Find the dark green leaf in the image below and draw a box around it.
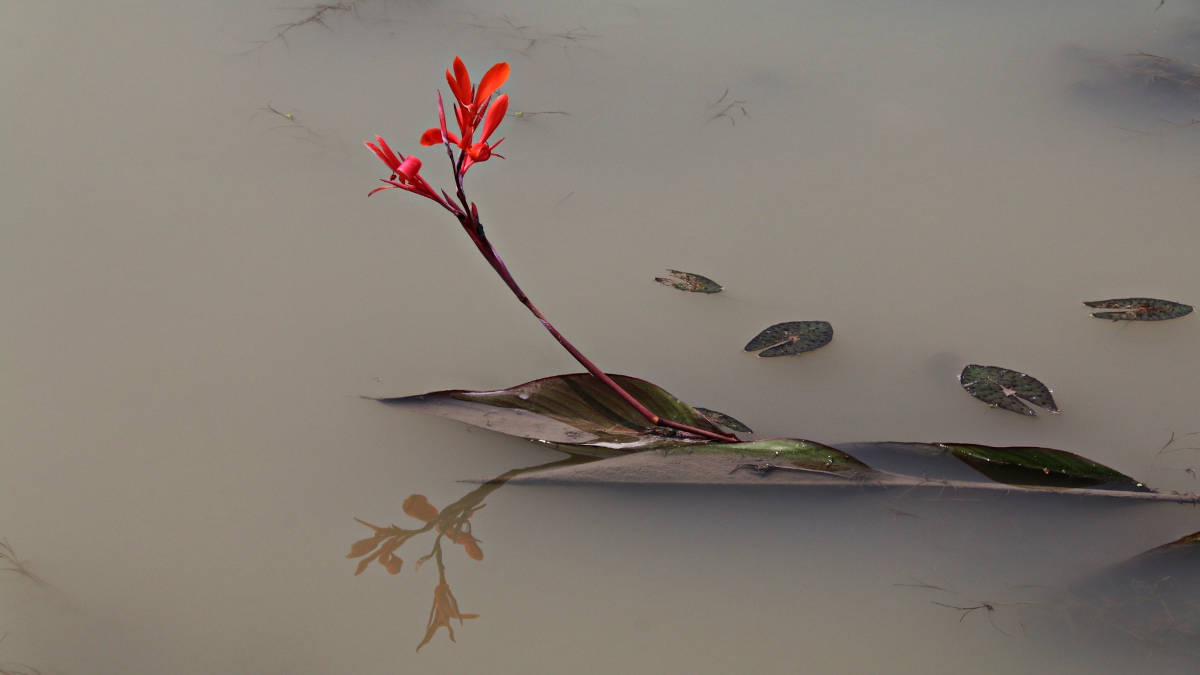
[693,407,753,433]
[654,269,723,293]
[1083,297,1193,321]
[940,443,1148,491]
[369,373,723,451]
[958,364,1059,416]
[744,321,833,357]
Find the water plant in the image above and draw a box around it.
[357,58,1200,651]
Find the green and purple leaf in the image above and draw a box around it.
[369,373,723,451]
[744,321,833,357]
[1083,297,1193,321]
[939,443,1147,491]
[958,364,1059,416]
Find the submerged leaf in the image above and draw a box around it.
[1062,527,1200,651]
[744,321,833,357]
[940,443,1148,491]
[683,438,872,475]
[693,407,754,433]
[958,364,1059,416]
[370,373,724,450]
[654,269,723,293]
[1083,297,1193,321]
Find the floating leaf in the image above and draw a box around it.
[958,364,1059,416]
[939,443,1148,491]
[654,269,723,293]
[693,406,753,433]
[744,321,833,357]
[369,373,724,451]
[1083,297,1193,321]
[499,440,1183,500]
[683,438,872,475]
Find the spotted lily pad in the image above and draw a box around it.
[958,364,1059,416]
[654,269,723,293]
[1083,297,1193,321]
[744,321,833,357]
[939,443,1147,491]
[693,407,753,433]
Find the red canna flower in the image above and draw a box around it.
[363,135,447,206]
[420,57,510,175]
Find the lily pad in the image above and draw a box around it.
[939,443,1148,491]
[744,321,833,357]
[1083,297,1193,321]
[654,269,723,293]
[369,373,723,451]
[693,407,753,433]
[958,364,1059,416]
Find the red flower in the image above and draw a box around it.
[420,57,510,174]
[363,135,442,202]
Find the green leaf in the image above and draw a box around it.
[744,321,833,357]
[678,438,873,476]
[693,407,753,433]
[958,364,1059,416]
[654,269,723,293]
[370,373,724,451]
[1083,297,1193,321]
[939,443,1148,491]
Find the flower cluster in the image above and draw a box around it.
[364,57,509,209]
[420,58,509,173]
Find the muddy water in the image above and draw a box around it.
[3,0,1200,672]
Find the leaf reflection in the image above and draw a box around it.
[347,455,596,651]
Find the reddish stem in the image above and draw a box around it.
[458,214,738,444]
[430,91,737,444]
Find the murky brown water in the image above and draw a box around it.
[4,0,1200,672]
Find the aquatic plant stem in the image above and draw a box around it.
[460,212,737,444]
[391,89,739,444]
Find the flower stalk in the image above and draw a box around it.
[366,58,738,444]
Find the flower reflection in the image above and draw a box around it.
[419,582,479,650]
[347,455,595,651]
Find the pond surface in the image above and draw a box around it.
[4,0,1200,672]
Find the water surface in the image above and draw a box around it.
[4,0,1200,672]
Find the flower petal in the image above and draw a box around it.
[447,57,472,106]
[473,62,510,106]
[478,94,508,143]
[397,156,422,180]
[419,128,442,146]
[364,140,400,172]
